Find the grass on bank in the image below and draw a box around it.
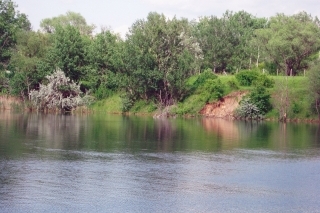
[90,93,122,113]
[90,74,315,119]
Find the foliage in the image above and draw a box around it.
[9,30,50,97]
[0,0,30,70]
[29,69,93,111]
[120,94,134,112]
[235,69,261,86]
[200,79,226,103]
[272,76,292,121]
[86,30,124,95]
[254,74,274,88]
[40,11,95,35]
[235,69,274,88]
[235,98,263,119]
[254,12,320,76]
[249,85,272,114]
[0,71,9,93]
[51,25,88,82]
[308,59,320,119]
[123,12,203,107]
[192,69,217,89]
[226,79,239,90]
[195,11,267,73]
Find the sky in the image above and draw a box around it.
[13,0,320,38]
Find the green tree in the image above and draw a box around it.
[40,11,95,35]
[85,30,124,98]
[195,11,266,73]
[308,59,320,119]
[123,12,202,109]
[249,84,272,114]
[51,25,88,82]
[254,12,320,75]
[0,0,30,69]
[9,30,50,97]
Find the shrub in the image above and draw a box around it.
[235,98,263,119]
[227,79,239,90]
[235,70,260,86]
[291,101,302,114]
[249,85,272,114]
[120,94,134,112]
[254,74,274,88]
[193,69,217,89]
[29,69,94,111]
[200,79,226,103]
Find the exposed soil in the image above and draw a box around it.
[199,91,247,119]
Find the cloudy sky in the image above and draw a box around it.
[13,0,320,37]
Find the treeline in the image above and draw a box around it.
[1,0,320,113]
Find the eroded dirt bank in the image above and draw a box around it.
[199,91,247,119]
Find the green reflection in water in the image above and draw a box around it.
[0,112,320,157]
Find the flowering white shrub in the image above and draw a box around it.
[29,69,93,111]
[235,98,263,119]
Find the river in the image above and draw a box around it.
[0,113,320,212]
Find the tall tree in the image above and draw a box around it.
[123,12,202,108]
[254,12,320,75]
[84,29,124,97]
[308,59,320,119]
[51,25,88,82]
[0,0,31,69]
[40,11,95,35]
[9,30,50,97]
[195,11,266,73]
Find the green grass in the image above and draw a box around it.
[90,74,316,119]
[129,100,157,114]
[90,93,122,113]
[269,76,313,119]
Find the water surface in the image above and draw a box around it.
[0,113,320,212]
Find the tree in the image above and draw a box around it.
[308,59,320,119]
[9,30,50,98]
[40,11,95,35]
[123,12,202,109]
[195,11,266,73]
[249,84,272,114]
[0,0,31,69]
[29,69,93,111]
[84,30,124,98]
[272,77,292,121]
[51,25,88,82]
[254,12,320,75]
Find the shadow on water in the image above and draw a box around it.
[1,112,320,156]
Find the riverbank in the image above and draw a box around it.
[1,75,318,122]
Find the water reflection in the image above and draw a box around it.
[0,113,320,156]
[1,113,320,212]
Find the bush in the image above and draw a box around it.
[291,101,302,114]
[249,85,272,114]
[94,85,113,100]
[29,69,94,111]
[193,69,217,89]
[235,98,263,119]
[120,94,134,112]
[235,70,261,86]
[200,79,226,103]
[227,79,239,90]
[254,74,275,88]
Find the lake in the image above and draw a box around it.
[0,113,320,212]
